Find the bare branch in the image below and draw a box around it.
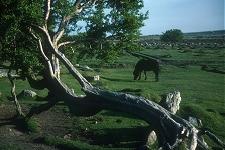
[29,24,55,49]
[44,0,51,26]
[28,27,39,40]
[38,39,55,78]
[28,27,55,77]
[58,41,77,48]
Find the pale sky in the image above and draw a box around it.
[141,0,225,35]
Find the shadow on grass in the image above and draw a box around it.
[0,120,15,126]
[34,126,151,149]
[100,111,143,120]
[117,88,143,93]
[101,76,157,83]
[101,76,133,82]
[0,114,20,126]
[0,115,39,133]
[87,126,151,148]
[116,88,143,96]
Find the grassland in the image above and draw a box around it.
[0,47,224,150]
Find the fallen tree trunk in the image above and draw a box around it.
[39,71,197,149]
[25,21,224,150]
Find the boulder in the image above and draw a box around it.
[160,91,181,114]
[63,133,72,139]
[147,131,157,145]
[0,70,7,78]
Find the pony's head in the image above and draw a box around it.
[133,69,139,80]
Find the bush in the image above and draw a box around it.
[17,117,40,133]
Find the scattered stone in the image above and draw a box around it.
[0,70,7,78]
[83,65,94,71]
[8,128,23,136]
[75,64,94,71]
[22,89,37,97]
[93,75,100,81]
[0,69,18,78]
[63,133,72,139]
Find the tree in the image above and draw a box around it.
[0,1,224,149]
[160,29,183,44]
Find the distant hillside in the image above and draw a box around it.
[184,30,225,36]
[140,30,225,40]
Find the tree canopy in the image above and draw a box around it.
[160,29,183,43]
[0,0,148,69]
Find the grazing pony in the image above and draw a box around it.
[133,59,160,81]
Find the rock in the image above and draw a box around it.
[63,134,72,139]
[160,91,181,114]
[83,65,94,71]
[8,128,23,136]
[93,75,100,81]
[0,70,7,78]
[0,69,18,78]
[22,89,37,97]
[147,131,157,145]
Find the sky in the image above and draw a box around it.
[140,0,225,35]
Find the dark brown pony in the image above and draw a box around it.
[133,59,159,81]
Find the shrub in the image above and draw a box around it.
[17,117,40,133]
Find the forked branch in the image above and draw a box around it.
[28,28,55,78]
[53,0,98,45]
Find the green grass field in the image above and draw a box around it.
[0,47,224,149]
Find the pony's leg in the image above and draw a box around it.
[154,70,159,82]
[144,71,147,80]
[138,72,141,80]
